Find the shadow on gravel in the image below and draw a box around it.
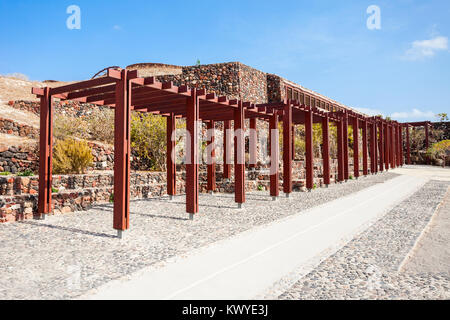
[18,220,116,239]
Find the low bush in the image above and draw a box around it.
[427,140,450,167]
[53,138,93,174]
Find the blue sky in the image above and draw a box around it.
[0,0,449,122]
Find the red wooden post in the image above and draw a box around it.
[384,123,389,170]
[223,120,232,179]
[373,122,378,173]
[292,125,295,160]
[167,113,176,197]
[337,120,344,182]
[425,123,430,164]
[406,125,411,164]
[343,113,349,180]
[207,120,216,192]
[249,118,257,168]
[305,107,314,189]
[378,122,384,172]
[38,87,53,218]
[114,69,131,235]
[186,88,199,217]
[398,125,403,166]
[322,115,330,185]
[391,125,395,168]
[234,101,245,206]
[353,117,359,178]
[269,113,280,198]
[283,101,293,195]
[369,122,375,174]
[362,120,368,175]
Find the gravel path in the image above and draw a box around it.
[279,180,450,300]
[0,172,398,299]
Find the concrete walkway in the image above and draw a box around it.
[86,174,427,300]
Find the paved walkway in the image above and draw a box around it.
[86,174,426,299]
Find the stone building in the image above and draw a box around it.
[126,62,363,115]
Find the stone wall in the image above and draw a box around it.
[0,159,356,223]
[0,145,38,174]
[0,117,40,139]
[433,122,450,141]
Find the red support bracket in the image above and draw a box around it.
[249,118,257,168]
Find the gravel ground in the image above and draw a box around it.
[279,180,450,300]
[0,172,398,300]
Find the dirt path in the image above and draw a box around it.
[401,186,450,274]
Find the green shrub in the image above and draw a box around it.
[53,138,94,174]
[130,113,166,171]
[17,169,34,176]
[257,185,264,191]
[0,171,11,176]
[427,140,450,167]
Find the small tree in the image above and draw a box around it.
[426,140,450,167]
[436,113,449,122]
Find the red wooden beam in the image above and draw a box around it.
[269,113,280,198]
[283,101,293,195]
[113,69,131,235]
[362,120,368,175]
[186,89,199,217]
[305,108,314,189]
[223,120,232,179]
[322,114,330,185]
[38,87,53,218]
[234,101,246,206]
[51,76,118,96]
[353,116,359,178]
[167,114,176,197]
[207,121,216,192]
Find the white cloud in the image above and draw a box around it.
[354,107,384,117]
[391,108,435,120]
[113,25,122,31]
[404,36,448,60]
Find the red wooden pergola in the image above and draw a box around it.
[32,68,407,237]
[402,121,432,164]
